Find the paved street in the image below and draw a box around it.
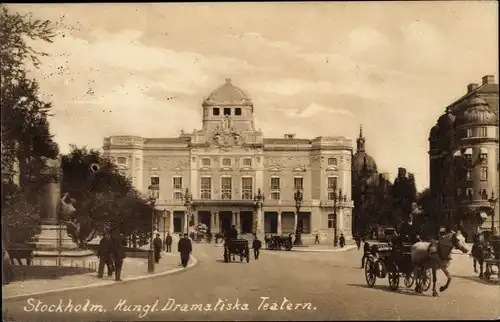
[3,244,499,321]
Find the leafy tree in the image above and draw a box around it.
[61,146,155,247]
[1,5,59,203]
[1,182,40,244]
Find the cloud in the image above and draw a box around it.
[273,102,354,119]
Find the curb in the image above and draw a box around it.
[263,245,357,253]
[3,254,198,301]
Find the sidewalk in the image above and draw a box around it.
[3,251,197,300]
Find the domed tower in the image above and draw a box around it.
[201,78,255,134]
[352,125,378,186]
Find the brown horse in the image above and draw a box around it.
[411,231,469,297]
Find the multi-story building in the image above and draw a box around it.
[103,78,354,243]
[428,75,499,241]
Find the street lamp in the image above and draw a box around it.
[148,184,159,273]
[162,210,167,251]
[488,191,498,235]
[253,188,265,236]
[293,188,304,246]
[182,188,192,235]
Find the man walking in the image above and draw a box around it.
[314,230,320,244]
[97,231,114,278]
[165,233,172,253]
[153,233,162,264]
[111,230,127,282]
[178,233,192,268]
[252,235,262,260]
[339,233,346,248]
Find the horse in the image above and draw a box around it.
[470,234,490,278]
[411,230,469,297]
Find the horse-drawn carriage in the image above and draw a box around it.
[265,235,292,251]
[471,233,500,281]
[364,241,431,292]
[223,238,250,263]
[482,237,500,281]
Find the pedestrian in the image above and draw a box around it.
[361,240,371,268]
[111,230,127,282]
[339,233,345,248]
[165,233,172,253]
[252,235,262,260]
[178,233,192,268]
[314,231,320,244]
[153,233,162,263]
[97,231,114,278]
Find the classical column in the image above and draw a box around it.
[194,211,199,226]
[277,212,282,235]
[212,211,219,233]
[184,211,189,234]
[235,211,240,233]
[256,208,264,239]
[169,211,174,234]
[39,164,62,225]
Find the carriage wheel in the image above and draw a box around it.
[388,271,400,291]
[404,273,414,288]
[365,259,377,287]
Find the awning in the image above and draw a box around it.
[479,212,489,221]
[453,150,461,157]
[480,148,488,154]
[463,148,473,155]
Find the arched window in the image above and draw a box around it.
[328,158,337,166]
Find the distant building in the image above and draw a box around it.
[103,78,354,243]
[428,75,499,240]
[351,126,392,232]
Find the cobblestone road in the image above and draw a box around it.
[3,244,499,321]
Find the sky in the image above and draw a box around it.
[8,2,499,191]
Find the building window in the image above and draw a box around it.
[150,176,160,185]
[466,170,472,181]
[223,108,231,116]
[222,158,231,167]
[328,158,337,166]
[466,128,472,138]
[221,177,232,200]
[117,157,127,165]
[466,188,473,200]
[173,191,183,200]
[213,108,220,116]
[173,176,182,189]
[235,108,242,116]
[270,177,280,200]
[293,177,304,190]
[270,192,280,200]
[480,153,488,164]
[328,192,337,201]
[202,158,211,167]
[479,127,487,137]
[200,177,212,200]
[480,167,488,180]
[241,177,253,200]
[327,176,337,190]
[242,158,252,167]
[327,214,336,229]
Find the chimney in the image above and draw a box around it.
[482,75,495,85]
[467,83,479,93]
[284,133,296,139]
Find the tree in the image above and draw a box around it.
[1,182,40,244]
[1,5,59,203]
[61,146,154,247]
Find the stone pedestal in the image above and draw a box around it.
[31,157,94,266]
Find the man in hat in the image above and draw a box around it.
[153,233,163,263]
[97,230,114,278]
[178,233,192,268]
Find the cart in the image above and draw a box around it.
[223,238,250,263]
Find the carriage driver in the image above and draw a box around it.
[228,225,238,240]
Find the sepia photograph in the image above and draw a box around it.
[1,2,499,321]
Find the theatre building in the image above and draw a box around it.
[103,78,354,243]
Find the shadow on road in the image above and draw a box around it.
[454,275,500,286]
[346,283,428,297]
[214,259,248,264]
